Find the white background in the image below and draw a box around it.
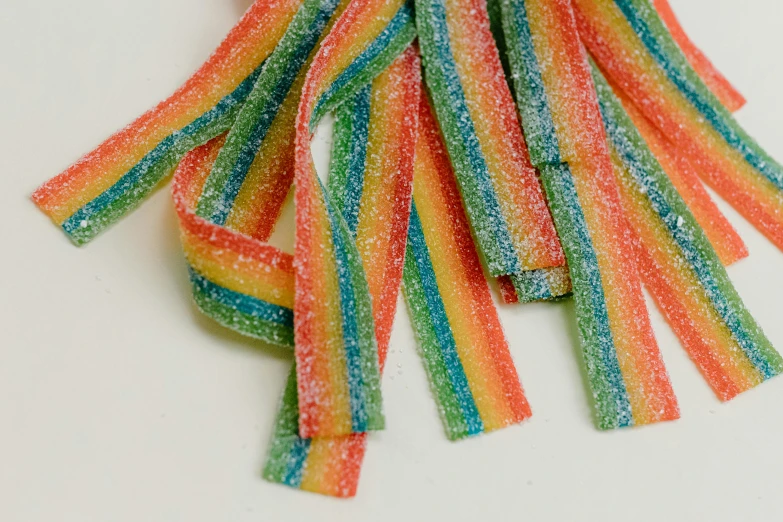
[2,0,783,520]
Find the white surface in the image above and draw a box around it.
[2,1,783,520]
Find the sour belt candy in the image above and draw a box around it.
[403,94,532,440]
[498,0,679,429]
[606,77,748,267]
[652,0,746,112]
[292,0,416,441]
[573,0,783,252]
[32,0,303,244]
[415,0,567,302]
[264,46,420,497]
[592,62,783,402]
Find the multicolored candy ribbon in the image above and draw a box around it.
[573,0,783,252]
[264,46,421,497]
[497,0,678,429]
[605,79,748,266]
[291,0,416,441]
[415,0,567,302]
[403,94,532,440]
[32,0,303,244]
[592,61,783,401]
[652,0,746,112]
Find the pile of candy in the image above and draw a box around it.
[33,0,783,497]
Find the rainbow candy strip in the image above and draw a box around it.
[573,0,783,252]
[592,63,783,401]
[32,0,303,244]
[264,48,421,497]
[415,0,566,302]
[291,0,416,441]
[196,0,342,226]
[607,77,747,267]
[173,137,296,347]
[652,0,746,112]
[403,95,532,440]
[498,0,678,429]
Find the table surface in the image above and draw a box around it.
[3,1,783,520]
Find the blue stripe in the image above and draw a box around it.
[342,87,372,235]
[504,0,562,166]
[321,181,370,433]
[407,205,484,436]
[188,267,294,326]
[419,0,522,275]
[281,438,311,487]
[595,75,778,379]
[62,64,264,236]
[511,269,552,302]
[207,0,340,225]
[613,0,783,191]
[310,1,414,127]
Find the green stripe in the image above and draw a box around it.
[402,239,473,440]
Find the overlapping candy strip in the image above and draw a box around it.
[291,0,417,441]
[265,47,421,497]
[175,0,347,354]
[573,0,783,252]
[497,0,678,429]
[32,0,304,244]
[415,0,568,302]
[32,0,783,499]
[592,62,783,401]
[403,95,532,440]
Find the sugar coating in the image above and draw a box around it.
[265,47,420,497]
[499,0,678,429]
[573,0,783,252]
[415,0,565,280]
[402,96,531,440]
[593,63,783,400]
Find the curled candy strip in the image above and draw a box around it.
[265,46,421,497]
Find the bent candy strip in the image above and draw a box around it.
[173,137,296,347]
[264,48,421,497]
[499,0,678,429]
[292,0,415,441]
[32,0,303,244]
[403,95,531,440]
[652,0,746,112]
[415,0,567,303]
[592,63,783,401]
[573,0,783,252]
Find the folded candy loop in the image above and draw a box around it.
[265,46,421,497]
